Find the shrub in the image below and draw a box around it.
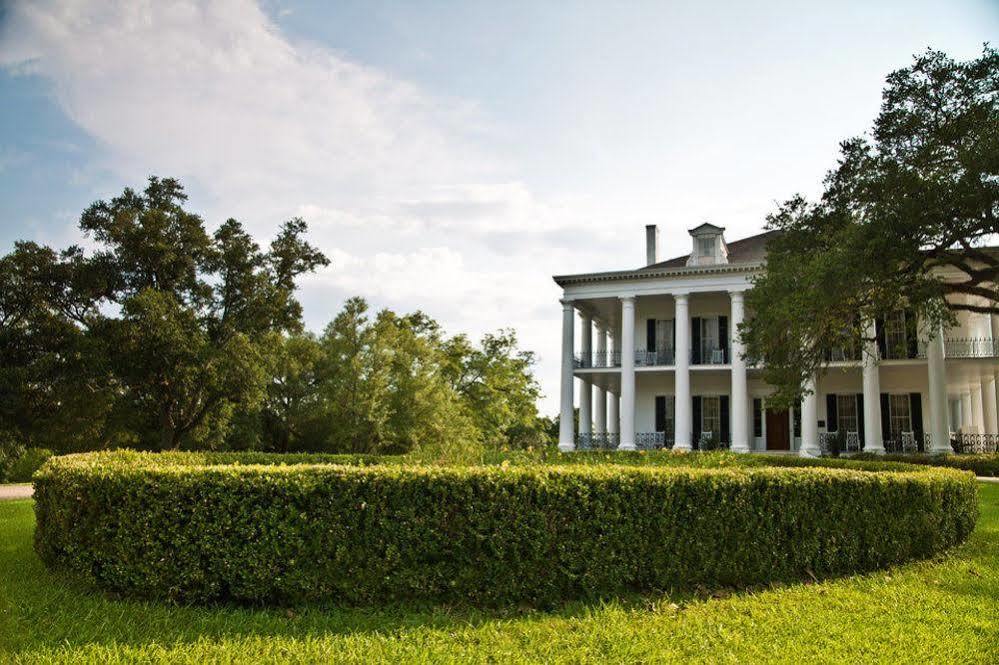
[7,447,53,483]
[853,452,999,478]
[34,451,978,607]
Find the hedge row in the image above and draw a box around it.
[853,452,999,478]
[34,452,978,606]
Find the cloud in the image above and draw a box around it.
[0,0,607,413]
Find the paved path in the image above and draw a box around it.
[0,484,33,501]
[978,477,999,484]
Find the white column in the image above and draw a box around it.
[578,314,593,438]
[961,392,973,431]
[594,326,608,434]
[608,392,620,435]
[673,293,692,451]
[558,300,576,452]
[799,376,820,457]
[729,290,749,452]
[983,376,998,435]
[971,384,984,434]
[861,318,884,453]
[618,296,637,450]
[926,323,950,452]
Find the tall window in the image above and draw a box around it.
[888,394,912,440]
[702,396,721,436]
[656,396,675,435]
[700,317,719,360]
[655,319,673,356]
[697,237,714,257]
[837,395,859,433]
[884,310,908,359]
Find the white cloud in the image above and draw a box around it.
[0,0,608,414]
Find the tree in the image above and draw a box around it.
[441,330,547,447]
[1,176,329,450]
[742,46,999,406]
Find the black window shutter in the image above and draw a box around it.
[647,319,656,353]
[826,394,838,432]
[875,317,886,359]
[672,318,676,354]
[880,393,891,442]
[753,398,762,437]
[691,317,702,364]
[655,395,666,432]
[720,395,730,444]
[692,396,702,449]
[905,311,919,359]
[910,392,924,450]
[793,406,801,437]
[856,394,865,446]
[719,315,729,363]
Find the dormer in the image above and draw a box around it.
[685,222,729,266]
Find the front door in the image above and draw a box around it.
[766,408,790,450]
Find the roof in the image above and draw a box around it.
[640,229,779,271]
[688,222,726,235]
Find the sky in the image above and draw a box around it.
[0,0,996,415]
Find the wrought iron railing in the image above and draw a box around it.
[573,349,678,368]
[950,432,999,454]
[882,433,931,454]
[916,338,999,359]
[573,351,621,368]
[636,349,675,366]
[636,431,674,450]
[818,431,863,455]
[575,432,620,450]
[692,347,728,365]
[575,432,674,450]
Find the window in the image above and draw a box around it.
[884,310,908,359]
[700,317,719,361]
[888,394,912,440]
[837,395,859,433]
[701,396,721,436]
[753,398,763,437]
[655,395,675,435]
[697,236,714,257]
[655,319,673,357]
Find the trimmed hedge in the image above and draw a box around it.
[34,451,978,606]
[853,452,999,478]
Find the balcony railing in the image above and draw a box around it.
[922,338,999,359]
[573,349,677,368]
[692,347,728,365]
[575,432,674,451]
[573,351,621,368]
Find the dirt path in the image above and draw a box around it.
[0,484,33,501]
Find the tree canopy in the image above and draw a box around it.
[742,46,999,406]
[1,177,550,455]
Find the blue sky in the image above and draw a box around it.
[1,0,996,414]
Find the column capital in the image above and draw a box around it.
[729,289,746,300]
[673,291,690,303]
[559,298,575,311]
[619,295,636,304]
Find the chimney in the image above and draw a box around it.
[645,224,661,266]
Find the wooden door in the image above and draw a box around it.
[766,408,790,450]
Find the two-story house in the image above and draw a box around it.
[553,224,999,455]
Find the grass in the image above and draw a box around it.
[1,486,997,663]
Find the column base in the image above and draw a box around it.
[863,445,885,455]
[672,442,692,452]
[798,447,820,458]
[730,444,750,454]
[557,442,575,453]
[617,442,636,451]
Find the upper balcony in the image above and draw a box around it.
[573,343,731,369]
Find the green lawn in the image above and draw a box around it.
[2,487,998,664]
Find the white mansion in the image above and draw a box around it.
[553,223,999,455]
